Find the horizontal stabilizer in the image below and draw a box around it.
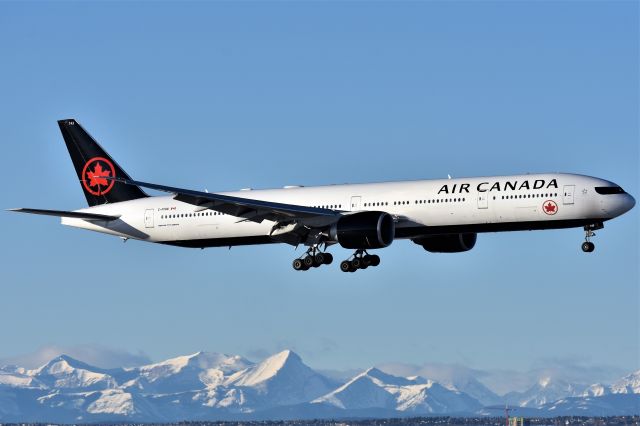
[8,208,120,221]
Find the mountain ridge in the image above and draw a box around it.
[0,351,637,422]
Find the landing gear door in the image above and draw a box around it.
[350,196,362,211]
[563,185,575,205]
[144,209,154,228]
[477,193,488,209]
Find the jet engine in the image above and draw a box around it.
[412,233,477,253]
[329,211,395,249]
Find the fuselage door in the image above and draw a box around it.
[350,196,362,211]
[144,209,154,228]
[477,193,488,209]
[563,185,575,205]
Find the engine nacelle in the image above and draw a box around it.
[413,233,477,253]
[330,211,395,249]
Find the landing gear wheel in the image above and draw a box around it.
[303,256,314,268]
[581,241,595,253]
[292,259,305,271]
[352,257,362,270]
[292,246,334,271]
[339,250,381,272]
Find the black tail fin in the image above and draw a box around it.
[58,119,148,206]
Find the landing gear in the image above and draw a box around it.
[292,247,333,271]
[581,241,595,253]
[340,250,381,273]
[581,222,603,253]
[314,252,333,267]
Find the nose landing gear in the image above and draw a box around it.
[339,250,381,273]
[292,247,333,271]
[581,241,595,253]
[581,222,603,253]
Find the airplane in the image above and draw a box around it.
[9,119,636,272]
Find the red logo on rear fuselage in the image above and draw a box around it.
[543,200,558,215]
[82,157,115,196]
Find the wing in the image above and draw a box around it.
[108,177,341,227]
[8,208,120,221]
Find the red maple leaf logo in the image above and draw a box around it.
[81,157,116,196]
[87,162,111,188]
[544,202,557,213]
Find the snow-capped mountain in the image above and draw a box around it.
[506,370,640,409]
[0,365,44,389]
[0,351,637,422]
[29,355,117,391]
[540,393,640,416]
[505,376,583,407]
[372,363,503,406]
[610,370,640,394]
[225,350,338,408]
[312,367,482,414]
[438,375,503,407]
[582,383,610,397]
[119,351,250,394]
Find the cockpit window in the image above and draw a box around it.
[595,186,625,195]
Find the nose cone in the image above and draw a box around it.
[625,193,636,213]
[612,193,636,217]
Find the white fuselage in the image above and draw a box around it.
[61,173,635,248]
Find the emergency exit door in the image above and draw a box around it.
[144,209,154,228]
[477,193,488,209]
[563,185,575,205]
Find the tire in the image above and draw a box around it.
[352,258,362,269]
[581,242,591,253]
[323,253,334,265]
[314,253,325,267]
[588,242,595,252]
[370,255,381,266]
[292,259,304,271]
[340,260,352,272]
[303,256,314,268]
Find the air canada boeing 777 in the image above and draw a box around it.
[10,119,636,272]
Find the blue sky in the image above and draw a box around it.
[1,1,637,383]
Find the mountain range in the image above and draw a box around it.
[0,350,637,422]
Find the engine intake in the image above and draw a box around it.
[413,233,477,253]
[330,211,395,249]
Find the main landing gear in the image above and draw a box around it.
[339,250,380,273]
[581,222,603,253]
[292,247,333,271]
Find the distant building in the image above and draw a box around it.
[509,417,530,426]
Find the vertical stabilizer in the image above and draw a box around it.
[58,119,147,206]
